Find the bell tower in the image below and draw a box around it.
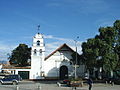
[30,25,45,79]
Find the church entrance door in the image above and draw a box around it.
[59,65,68,80]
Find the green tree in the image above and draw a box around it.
[114,20,120,70]
[81,20,120,78]
[98,27,118,73]
[82,38,101,70]
[71,52,82,65]
[9,44,31,66]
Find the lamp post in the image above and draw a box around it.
[74,36,79,79]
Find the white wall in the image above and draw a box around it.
[30,56,42,79]
[30,33,45,79]
[44,47,85,78]
[2,68,30,74]
[44,49,74,78]
[0,65,2,72]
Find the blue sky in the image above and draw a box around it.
[0,0,120,61]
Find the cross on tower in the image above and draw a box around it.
[37,25,40,33]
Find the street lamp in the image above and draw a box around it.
[74,36,79,79]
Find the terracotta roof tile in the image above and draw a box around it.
[2,66,31,69]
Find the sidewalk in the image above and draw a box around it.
[40,83,120,90]
[0,82,119,90]
[70,83,120,90]
[92,83,120,90]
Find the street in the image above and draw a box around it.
[0,81,120,90]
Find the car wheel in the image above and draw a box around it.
[12,81,18,85]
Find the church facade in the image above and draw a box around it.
[1,32,85,80]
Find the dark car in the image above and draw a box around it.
[112,78,120,85]
[0,74,22,85]
[105,77,120,85]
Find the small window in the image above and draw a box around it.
[40,49,42,53]
[37,40,40,46]
[34,49,37,54]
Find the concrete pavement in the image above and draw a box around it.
[0,81,119,90]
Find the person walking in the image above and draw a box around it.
[87,78,93,90]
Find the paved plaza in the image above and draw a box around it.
[0,81,119,90]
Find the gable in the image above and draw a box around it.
[45,43,76,60]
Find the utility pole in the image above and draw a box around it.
[74,36,79,79]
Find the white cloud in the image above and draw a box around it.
[45,0,109,15]
[45,42,62,55]
[44,35,73,42]
[78,0,109,14]
[44,35,54,39]
[95,19,114,27]
[0,42,16,61]
[46,2,62,7]
[0,44,14,53]
[44,35,83,56]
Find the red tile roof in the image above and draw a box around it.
[2,66,31,69]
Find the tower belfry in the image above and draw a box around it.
[30,25,45,79]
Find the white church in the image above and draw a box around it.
[1,31,85,80]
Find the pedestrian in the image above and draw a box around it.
[87,78,93,90]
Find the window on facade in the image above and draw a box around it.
[39,49,42,53]
[34,49,37,54]
[37,40,40,46]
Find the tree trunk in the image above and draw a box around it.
[110,70,113,78]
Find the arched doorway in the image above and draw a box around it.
[59,65,68,80]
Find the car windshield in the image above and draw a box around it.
[4,76,9,78]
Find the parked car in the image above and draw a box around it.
[0,74,22,85]
[57,79,70,87]
[104,77,120,85]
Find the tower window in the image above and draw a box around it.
[34,49,37,54]
[40,49,42,53]
[37,40,40,46]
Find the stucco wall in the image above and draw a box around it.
[44,49,74,78]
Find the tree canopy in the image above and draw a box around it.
[8,44,31,67]
[81,20,120,73]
